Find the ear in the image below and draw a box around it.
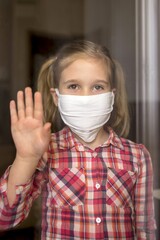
[50,88,58,106]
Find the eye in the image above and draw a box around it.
[68,84,79,90]
[93,85,104,91]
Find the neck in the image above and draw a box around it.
[75,127,109,150]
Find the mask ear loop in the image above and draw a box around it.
[54,88,60,96]
[112,88,116,98]
[50,88,59,108]
[50,88,60,96]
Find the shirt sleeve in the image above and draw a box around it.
[0,157,47,230]
[134,144,157,239]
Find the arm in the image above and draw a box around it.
[134,145,156,239]
[0,87,51,229]
[7,87,51,205]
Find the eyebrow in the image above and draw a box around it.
[63,79,109,84]
[63,79,79,84]
[92,79,109,84]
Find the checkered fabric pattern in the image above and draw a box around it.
[0,127,156,239]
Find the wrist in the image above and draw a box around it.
[9,156,39,186]
[13,153,40,175]
[15,153,40,166]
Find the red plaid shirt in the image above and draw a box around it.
[0,127,156,239]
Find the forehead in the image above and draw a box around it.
[60,57,108,78]
[60,54,109,71]
[54,53,113,87]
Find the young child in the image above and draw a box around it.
[0,40,156,239]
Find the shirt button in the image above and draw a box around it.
[92,152,97,158]
[96,217,101,224]
[95,183,100,189]
[78,146,84,151]
[18,186,24,192]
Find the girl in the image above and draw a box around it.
[0,40,156,239]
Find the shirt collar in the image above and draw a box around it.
[53,126,82,150]
[54,126,124,151]
[103,127,124,150]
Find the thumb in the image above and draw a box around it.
[44,122,51,132]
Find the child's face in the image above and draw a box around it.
[58,58,111,96]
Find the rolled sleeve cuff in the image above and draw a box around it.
[0,166,34,209]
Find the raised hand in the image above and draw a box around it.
[10,87,51,163]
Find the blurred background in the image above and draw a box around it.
[0,0,159,239]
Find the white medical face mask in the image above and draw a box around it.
[55,89,114,143]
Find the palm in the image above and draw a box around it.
[10,88,51,160]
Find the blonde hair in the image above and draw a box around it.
[37,40,130,137]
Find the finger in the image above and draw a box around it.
[17,91,25,119]
[10,100,18,125]
[34,92,43,121]
[25,87,33,117]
